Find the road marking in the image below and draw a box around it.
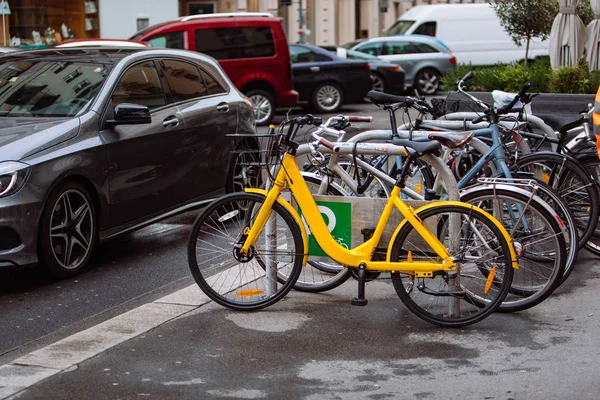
[0,287,202,399]
[0,259,274,398]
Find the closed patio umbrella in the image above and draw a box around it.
[549,0,588,67]
[585,0,600,70]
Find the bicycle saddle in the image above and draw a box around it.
[428,131,474,149]
[368,90,414,105]
[391,137,441,155]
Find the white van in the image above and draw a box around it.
[385,4,549,66]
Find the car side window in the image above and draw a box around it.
[111,61,166,110]
[316,53,333,62]
[415,43,439,53]
[161,60,209,102]
[389,42,420,55]
[199,69,226,95]
[195,27,275,59]
[146,31,185,49]
[289,45,316,63]
[413,22,437,37]
[355,43,383,56]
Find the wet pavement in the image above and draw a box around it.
[2,250,600,400]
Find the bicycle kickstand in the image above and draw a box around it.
[351,263,368,306]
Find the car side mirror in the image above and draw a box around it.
[107,103,151,125]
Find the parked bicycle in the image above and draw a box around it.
[187,114,517,327]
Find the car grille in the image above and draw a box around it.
[0,227,22,250]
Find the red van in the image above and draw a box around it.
[132,13,298,125]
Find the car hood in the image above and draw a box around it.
[0,117,81,161]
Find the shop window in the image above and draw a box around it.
[188,2,215,14]
[8,0,100,47]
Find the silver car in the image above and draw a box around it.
[350,35,457,95]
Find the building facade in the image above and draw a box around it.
[2,0,489,48]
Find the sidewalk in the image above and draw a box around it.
[2,252,600,399]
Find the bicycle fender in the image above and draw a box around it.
[244,188,309,266]
[385,201,518,270]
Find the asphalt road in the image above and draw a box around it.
[0,102,393,364]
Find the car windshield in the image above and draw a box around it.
[0,60,109,117]
[346,50,379,60]
[386,20,414,36]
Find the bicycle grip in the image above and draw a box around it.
[462,71,475,82]
[519,81,532,97]
[318,137,338,152]
[347,116,373,122]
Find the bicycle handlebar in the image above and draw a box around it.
[495,81,532,115]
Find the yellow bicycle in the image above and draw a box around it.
[187,115,517,327]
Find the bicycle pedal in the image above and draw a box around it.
[351,297,368,306]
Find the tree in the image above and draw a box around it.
[491,0,558,66]
[578,0,594,27]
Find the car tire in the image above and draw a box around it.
[246,89,275,126]
[371,73,386,93]
[312,82,344,113]
[414,68,440,95]
[38,180,97,279]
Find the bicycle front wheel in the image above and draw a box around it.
[187,192,304,311]
[390,204,514,327]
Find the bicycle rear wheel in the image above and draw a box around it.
[516,152,600,249]
[187,192,303,311]
[390,204,514,327]
[461,187,567,312]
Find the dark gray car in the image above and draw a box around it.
[0,47,257,278]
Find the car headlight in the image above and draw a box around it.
[0,161,30,198]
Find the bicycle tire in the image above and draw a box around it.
[515,152,600,249]
[577,155,600,256]
[461,187,567,312]
[389,204,514,327]
[187,192,303,311]
[511,172,579,284]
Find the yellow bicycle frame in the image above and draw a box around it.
[242,152,518,274]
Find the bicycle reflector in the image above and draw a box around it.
[484,266,497,295]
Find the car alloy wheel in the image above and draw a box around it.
[371,74,385,92]
[247,90,274,126]
[313,83,343,113]
[49,189,94,269]
[39,181,96,278]
[415,68,440,95]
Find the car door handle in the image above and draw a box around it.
[216,102,230,113]
[163,116,179,128]
[310,66,320,73]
